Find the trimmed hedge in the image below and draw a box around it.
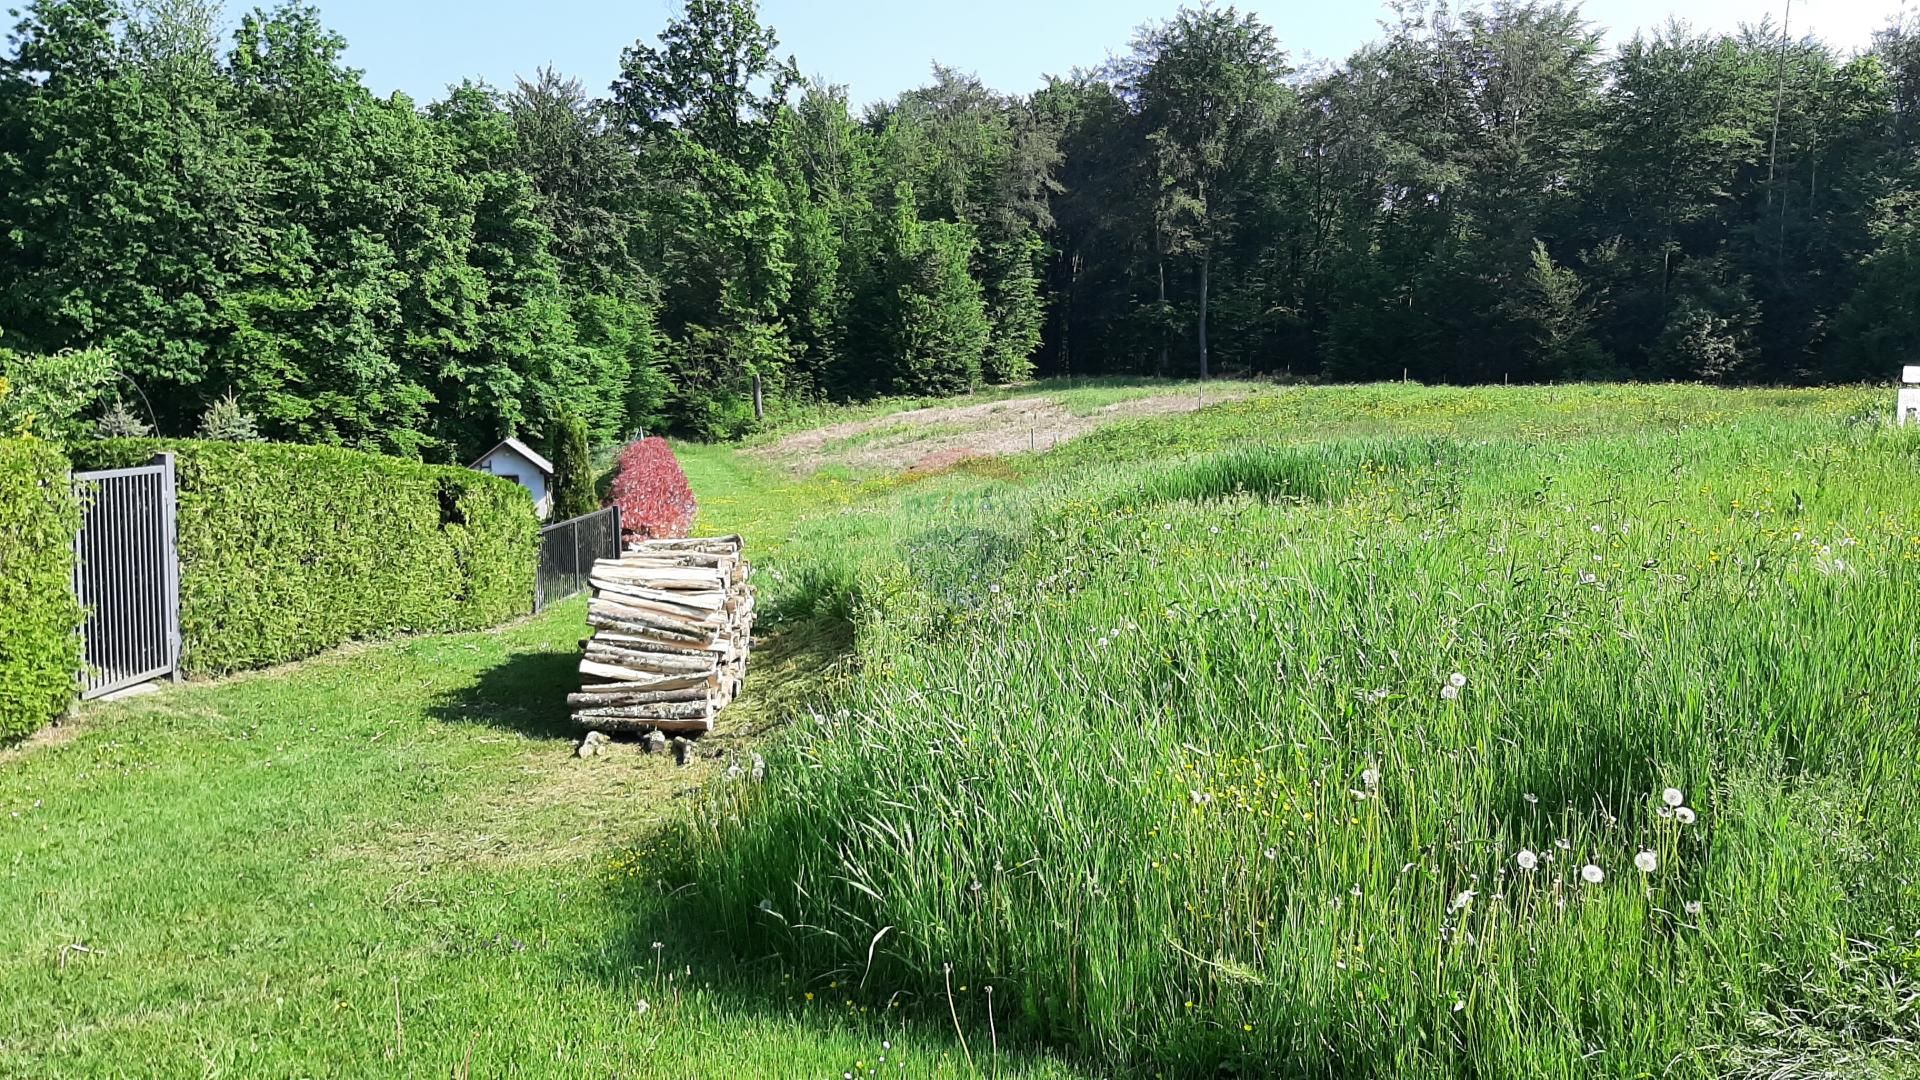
[75,440,537,676]
[0,439,83,742]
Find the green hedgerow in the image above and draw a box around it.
[74,440,536,676]
[0,438,83,741]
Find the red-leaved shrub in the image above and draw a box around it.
[609,437,696,542]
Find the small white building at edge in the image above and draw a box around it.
[471,436,554,520]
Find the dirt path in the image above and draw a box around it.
[753,390,1245,474]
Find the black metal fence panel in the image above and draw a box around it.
[71,454,181,699]
[535,506,622,612]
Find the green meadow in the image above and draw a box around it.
[6,383,1920,1078]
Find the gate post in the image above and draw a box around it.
[153,452,182,683]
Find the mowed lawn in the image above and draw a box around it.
[7,381,1920,1078]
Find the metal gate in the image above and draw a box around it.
[535,506,622,612]
[71,454,182,699]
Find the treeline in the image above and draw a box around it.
[3,0,1918,460]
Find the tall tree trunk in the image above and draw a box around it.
[751,373,764,421]
[1197,250,1211,380]
[1157,257,1169,376]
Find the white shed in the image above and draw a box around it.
[471,437,555,520]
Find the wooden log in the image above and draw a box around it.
[595,545,729,564]
[595,566,729,589]
[589,589,726,625]
[587,613,714,646]
[595,557,721,576]
[589,598,720,634]
[566,687,710,708]
[589,578,727,612]
[589,629,723,657]
[575,716,716,735]
[574,701,714,721]
[583,641,719,669]
[580,657,712,682]
[573,673,715,694]
[628,536,741,553]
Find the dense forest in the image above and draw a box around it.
[2,0,1917,459]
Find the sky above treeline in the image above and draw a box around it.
[220,0,1894,107]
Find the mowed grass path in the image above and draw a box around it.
[0,459,1086,1074]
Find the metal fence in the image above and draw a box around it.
[72,454,182,699]
[535,506,622,611]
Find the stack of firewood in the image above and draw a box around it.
[568,536,754,735]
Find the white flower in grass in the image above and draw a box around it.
[1675,806,1697,825]
[1439,684,1460,701]
[1581,863,1605,884]
[1580,572,1598,585]
[1662,787,1685,807]
[1515,849,1538,871]
[1684,900,1703,917]
[1591,523,1604,534]
[1634,850,1659,873]
[988,583,1002,594]
[1448,672,1468,688]
[1361,767,1381,789]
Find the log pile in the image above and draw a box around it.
[569,536,754,735]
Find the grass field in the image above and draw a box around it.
[6,382,1920,1077]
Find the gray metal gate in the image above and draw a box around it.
[71,454,182,699]
[535,506,622,612]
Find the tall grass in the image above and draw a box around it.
[681,388,1920,1077]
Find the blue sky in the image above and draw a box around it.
[222,0,1894,108]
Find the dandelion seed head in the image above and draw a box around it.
[1662,787,1685,807]
[1634,850,1658,873]
[1675,806,1697,825]
[1439,684,1461,701]
[1361,767,1381,789]
[1581,863,1605,884]
[1516,849,1538,870]
[1684,900,1703,917]
[1448,672,1468,688]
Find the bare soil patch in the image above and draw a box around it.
[755,390,1246,474]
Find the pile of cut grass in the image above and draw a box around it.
[673,385,1920,1077]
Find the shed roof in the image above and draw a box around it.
[471,436,554,477]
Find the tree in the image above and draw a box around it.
[612,0,797,435]
[196,390,262,441]
[849,184,990,395]
[548,411,597,520]
[0,342,117,440]
[1505,241,1604,377]
[0,0,249,428]
[1121,4,1293,378]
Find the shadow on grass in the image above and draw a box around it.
[429,647,579,740]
